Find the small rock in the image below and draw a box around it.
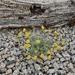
[39,72,43,75]
[72,55,75,62]
[67,72,73,75]
[22,69,28,75]
[71,50,75,55]
[7,56,15,61]
[34,64,41,71]
[47,69,55,74]
[7,64,15,69]
[60,57,65,62]
[67,63,73,69]
[1,62,6,68]
[53,62,59,69]
[43,66,49,72]
[13,69,19,75]
[6,69,12,75]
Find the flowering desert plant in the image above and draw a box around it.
[16,26,66,60]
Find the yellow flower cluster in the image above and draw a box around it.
[61,41,65,45]
[22,28,26,32]
[47,55,51,60]
[36,40,41,44]
[33,56,38,60]
[55,31,60,36]
[27,55,31,59]
[41,25,45,30]
[25,32,31,37]
[40,54,44,58]
[34,50,38,53]
[53,43,62,50]
[26,39,30,43]
[24,44,31,48]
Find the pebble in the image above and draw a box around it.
[34,64,41,71]
[47,69,55,74]
[22,69,28,75]
[6,69,12,75]
[67,72,73,75]
[60,57,65,62]
[1,62,6,68]
[7,64,15,69]
[13,69,19,75]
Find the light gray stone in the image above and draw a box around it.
[60,57,65,62]
[47,69,55,74]
[6,69,12,75]
[35,64,41,71]
[22,69,28,75]
[1,62,6,68]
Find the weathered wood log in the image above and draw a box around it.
[0,0,75,28]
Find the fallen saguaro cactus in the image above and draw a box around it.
[0,0,75,28]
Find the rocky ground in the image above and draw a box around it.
[0,25,75,75]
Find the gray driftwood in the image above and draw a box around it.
[0,0,75,28]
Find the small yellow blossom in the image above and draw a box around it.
[55,31,60,36]
[50,48,53,52]
[54,36,57,40]
[49,29,52,33]
[32,26,35,29]
[26,39,30,43]
[34,50,38,53]
[33,56,38,60]
[27,55,31,59]
[47,55,51,60]
[44,30,47,32]
[56,46,62,50]
[18,31,22,37]
[46,44,48,46]
[25,32,31,37]
[41,25,45,30]
[24,44,31,48]
[22,28,26,32]
[47,50,51,54]
[36,40,41,44]
[40,54,44,58]
[53,43,58,47]
[61,41,65,45]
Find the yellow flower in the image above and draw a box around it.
[53,43,58,47]
[26,39,30,43]
[17,31,22,37]
[49,29,52,33]
[40,54,44,58]
[44,30,47,32]
[36,40,41,44]
[33,56,37,60]
[41,25,45,30]
[32,26,35,29]
[46,44,48,46]
[34,50,38,53]
[54,36,57,40]
[55,31,60,36]
[61,41,65,45]
[27,55,31,59]
[24,44,31,48]
[50,48,53,52]
[56,46,62,50]
[47,50,51,54]
[25,32,31,37]
[47,55,51,60]
[22,28,26,32]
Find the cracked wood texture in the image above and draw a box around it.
[0,0,75,28]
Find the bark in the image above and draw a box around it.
[0,0,75,28]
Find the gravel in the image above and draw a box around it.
[0,25,75,74]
